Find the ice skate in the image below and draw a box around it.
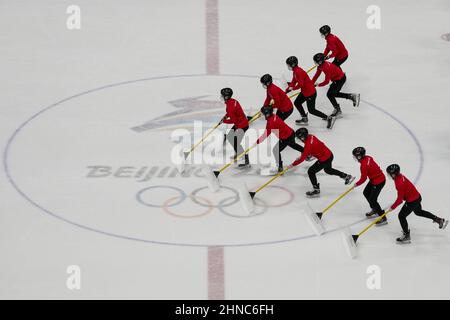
[396,230,411,244]
[306,184,320,198]
[326,115,336,129]
[344,174,355,185]
[365,210,378,219]
[352,93,360,107]
[295,116,309,126]
[260,166,280,176]
[237,156,251,169]
[434,217,448,230]
[375,215,388,226]
[330,106,342,118]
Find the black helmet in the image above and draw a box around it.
[313,53,326,65]
[295,128,309,141]
[352,147,366,161]
[319,25,331,36]
[260,74,273,86]
[286,56,298,68]
[260,105,274,117]
[220,87,233,101]
[386,164,401,176]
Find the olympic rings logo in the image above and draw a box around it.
[136,185,295,219]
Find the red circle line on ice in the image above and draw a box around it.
[163,195,214,218]
[3,74,424,247]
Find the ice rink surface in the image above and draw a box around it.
[1,0,450,299]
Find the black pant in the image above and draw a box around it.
[294,92,328,119]
[276,108,293,121]
[226,126,248,161]
[307,154,347,187]
[273,133,304,169]
[327,74,352,108]
[363,181,385,215]
[332,55,348,68]
[398,196,437,233]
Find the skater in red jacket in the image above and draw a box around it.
[311,53,360,118]
[287,128,354,197]
[220,88,250,168]
[352,147,387,225]
[260,74,294,121]
[256,105,303,173]
[386,164,448,244]
[285,56,333,128]
[319,25,348,67]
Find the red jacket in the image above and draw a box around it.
[355,156,386,186]
[288,66,316,97]
[264,83,293,113]
[222,98,249,129]
[323,34,348,60]
[391,174,421,210]
[256,114,293,144]
[311,61,345,87]
[292,135,332,166]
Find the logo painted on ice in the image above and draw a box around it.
[441,33,450,42]
[131,96,224,132]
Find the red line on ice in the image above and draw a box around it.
[208,246,225,299]
[206,0,220,74]
[206,0,224,300]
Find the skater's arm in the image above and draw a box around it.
[222,107,234,124]
[256,122,272,144]
[292,141,310,166]
[391,180,404,210]
[286,74,296,92]
[256,129,270,144]
[355,161,368,186]
[222,114,233,124]
[263,91,273,107]
[324,37,336,59]
[317,74,330,87]
[311,69,322,84]
[293,70,306,91]
[323,45,332,59]
[292,152,307,166]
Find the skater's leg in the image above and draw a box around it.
[326,83,340,108]
[332,75,352,100]
[363,183,371,204]
[234,129,244,155]
[322,154,347,178]
[276,108,293,121]
[294,94,308,117]
[368,181,386,215]
[226,126,238,156]
[363,183,373,210]
[332,55,348,68]
[273,138,289,169]
[305,93,328,119]
[307,160,324,187]
[412,198,437,221]
[285,133,304,153]
[272,141,281,169]
[398,203,414,233]
[235,127,249,163]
